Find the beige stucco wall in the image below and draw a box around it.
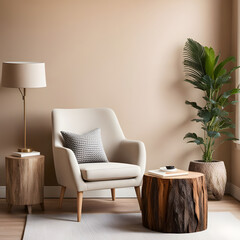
[0,0,233,186]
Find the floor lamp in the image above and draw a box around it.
[1,62,46,152]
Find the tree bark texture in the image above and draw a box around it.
[142,172,208,233]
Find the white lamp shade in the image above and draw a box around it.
[1,62,46,88]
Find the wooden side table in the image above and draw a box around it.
[141,171,208,233]
[6,155,45,214]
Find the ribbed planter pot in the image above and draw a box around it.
[188,160,227,200]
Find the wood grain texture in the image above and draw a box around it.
[59,186,66,208]
[6,155,45,208]
[40,202,45,211]
[77,192,83,222]
[111,188,115,201]
[134,186,142,211]
[27,206,32,214]
[142,172,208,233]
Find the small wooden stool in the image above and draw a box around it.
[141,171,208,233]
[6,155,45,214]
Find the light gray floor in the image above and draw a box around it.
[23,212,240,240]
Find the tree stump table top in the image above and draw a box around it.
[142,171,208,233]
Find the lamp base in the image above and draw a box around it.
[18,148,33,153]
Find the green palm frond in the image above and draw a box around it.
[183,38,240,162]
[183,38,206,82]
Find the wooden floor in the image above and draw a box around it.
[0,195,239,240]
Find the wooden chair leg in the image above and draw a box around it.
[40,202,45,211]
[77,192,83,222]
[134,186,142,211]
[111,188,115,201]
[59,186,66,208]
[27,205,32,214]
[8,204,12,212]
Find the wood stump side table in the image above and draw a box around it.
[142,171,208,233]
[6,155,45,214]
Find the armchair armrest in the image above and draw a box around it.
[53,146,87,192]
[117,139,146,174]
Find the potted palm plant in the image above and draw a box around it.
[183,38,240,200]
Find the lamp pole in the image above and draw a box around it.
[23,88,26,150]
[18,88,32,152]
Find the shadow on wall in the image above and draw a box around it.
[28,114,57,185]
[146,46,203,170]
[0,103,57,186]
[0,88,23,185]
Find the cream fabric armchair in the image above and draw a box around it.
[52,108,146,222]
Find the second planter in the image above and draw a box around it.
[188,160,227,200]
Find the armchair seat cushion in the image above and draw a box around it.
[80,162,141,182]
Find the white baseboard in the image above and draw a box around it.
[0,186,6,198]
[0,186,136,199]
[225,182,231,195]
[1,183,239,200]
[226,182,240,201]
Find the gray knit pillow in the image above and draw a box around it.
[61,128,108,164]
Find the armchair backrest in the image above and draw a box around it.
[52,108,125,161]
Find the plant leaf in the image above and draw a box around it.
[191,118,204,123]
[225,137,239,141]
[183,39,206,83]
[217,88,240,106]
[215,74,231,89]
[198,109,211,123]
[223,88,240,98]
[219,120,235,130]
[201,75,213,89]
[220,131,235,138]
[207,131,221,138]
[184,79,206,90]
[183,132,198,140]
[214,54,220,66]
[187,138,204,145]
[227,66,240,75]
[185,100,202,110]
[204,47,216,78]
[214,56,235,78]
[184,132,204,145]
